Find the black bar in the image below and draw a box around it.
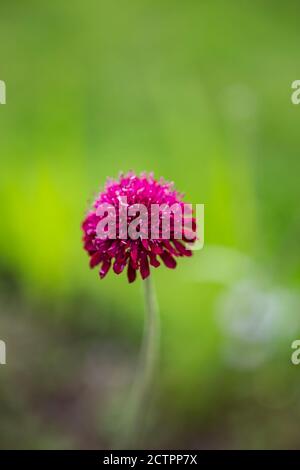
[0,450,299,466]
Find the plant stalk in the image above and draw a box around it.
[121,275,160,448]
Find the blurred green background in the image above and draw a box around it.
[1,0,300,449]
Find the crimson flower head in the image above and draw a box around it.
[82,172,196,283]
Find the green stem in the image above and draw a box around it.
[120,276,160,448]
[137,275,160,407]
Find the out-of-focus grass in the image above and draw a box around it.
[1,0,300,448]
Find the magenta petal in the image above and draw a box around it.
[160,251,177,269]
[127,261,137,283]
[140,253,150,279]
[151,243,163,255]
[113,258,127,274]
[163,240,176,255]
[99,260,111,279]
[84,240,95,252]
[149,252,160,268]
[130,242,139,266]
[141,239,149,250]
[89,251,102,268]
[173,240,192,257]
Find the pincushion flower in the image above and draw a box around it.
[82,171,198,447]
[82,171,196,283]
